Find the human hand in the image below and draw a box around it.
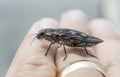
[5,10,120,77]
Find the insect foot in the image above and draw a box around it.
[32,28,103,60]
[84,47,98,59]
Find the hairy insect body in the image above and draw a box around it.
[35,28,103,60]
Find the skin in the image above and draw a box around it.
[5,10,120,77]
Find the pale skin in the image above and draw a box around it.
[5,10,120,77]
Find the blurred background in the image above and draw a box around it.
[0,0,119,76]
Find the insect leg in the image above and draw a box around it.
[84,47,98,58]
[63,44,67,61]
[45,41,55,56]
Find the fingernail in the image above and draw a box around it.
[61,9,88,24]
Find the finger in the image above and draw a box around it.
[89,19,120,77]
[6,18,59,77]
[60,9,88,32]
[56,10,103,77]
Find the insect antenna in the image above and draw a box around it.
[29,33,38,36]
[30,36,37,46]
[29,33,38,46]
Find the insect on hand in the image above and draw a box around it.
[31,28,104,60]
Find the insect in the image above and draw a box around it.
[32,28,103,60]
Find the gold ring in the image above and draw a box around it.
[59,60,108,77]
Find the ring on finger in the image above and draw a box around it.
[59,60,108,77]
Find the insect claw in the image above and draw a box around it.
[92,55,98,59]
[44,53,47,56]
[63,56,67,61]
[87,53,98,59]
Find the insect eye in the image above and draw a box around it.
[36,32,45,39]
[41,32,45,35]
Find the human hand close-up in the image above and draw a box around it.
[5,10,120,77]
